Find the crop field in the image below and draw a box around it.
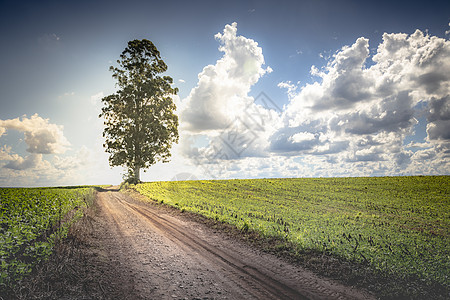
[134,176,449,297]
[0,187,95,288]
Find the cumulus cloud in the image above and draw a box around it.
[285,29,449,116]
[0,145,14,161]
[169,25,450,179]
[290,132,316,143]
[0,114,70,154]
[272,29,450,175]
[183,98,281,162]
[0,114,80,185]
[178,25,449,178]
[0,144,101,186]
[180,22,272,133]
[178,22,281,168]
[3,154,43,170]
[338,91,417,135]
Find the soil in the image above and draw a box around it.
[11,188,377,299]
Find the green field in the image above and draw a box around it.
[133,176,449,298]
[0,187,95,287]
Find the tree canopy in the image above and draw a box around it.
[99,39,179,183]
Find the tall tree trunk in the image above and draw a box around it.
[134,166,140,183]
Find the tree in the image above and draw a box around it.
[99,39,179,184]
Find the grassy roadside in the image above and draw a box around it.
[1,186,143,300]
[128,176,449,300]
[0,186,99,298]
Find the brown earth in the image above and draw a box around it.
[12,188,377,299]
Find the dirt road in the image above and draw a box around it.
[94,189,374,300]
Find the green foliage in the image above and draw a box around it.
[0,187,94,288]
[134,176,449,292]
[99,39,179,183]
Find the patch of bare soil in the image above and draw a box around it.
[8,189,376,299]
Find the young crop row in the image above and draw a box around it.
[0,187,95,287]
[133,176,449,292]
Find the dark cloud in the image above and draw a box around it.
[346,151,384,162]
[427,120,450,140]
[343,91,416,135]
[394,151,412,166]
[427,96,450,122]
[427,96,450,140]
[416,72,449,95]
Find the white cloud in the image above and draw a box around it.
[278,81,298,99]
[289,132,316,143]
[0,114,70,154]
[176,25,449,178]
[7,26,444,184]
[0,143,116,187]
[177,22,282,175]
[3,154,43,170]
[286,37,373,116]
[0,114,83,186]
[179,22,272,133]
[0,149,59,186]
[271,29,450,175]
[0,145,14,161]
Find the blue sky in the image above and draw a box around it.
[0,0,449,186]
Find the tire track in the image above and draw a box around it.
[101,190,375,300]
[120,198,308,300]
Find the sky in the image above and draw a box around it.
[0,0,449,187]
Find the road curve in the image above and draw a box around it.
[97,189,375,300]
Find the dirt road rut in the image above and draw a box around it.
[96,189,374,300]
